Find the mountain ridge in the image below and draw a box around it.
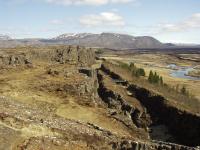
[0,32,199,50]
[51,32,165,49]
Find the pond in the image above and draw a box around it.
[168,64,200,80]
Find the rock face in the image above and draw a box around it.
[53,68,99,101]
[29,46,95,66]
[97,69,151,130]
[78,68,99,97]
[0,54,31,66]
[127,84,200,146]
[0,46,95,67]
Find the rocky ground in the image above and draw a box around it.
[0,46,199,150]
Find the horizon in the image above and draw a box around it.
[0,0,200,43]
[1,32,200,45]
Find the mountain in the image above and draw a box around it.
[174,43,200,47]
[0,38,45,48]
[0,33,199,50]
[52,33,165,49]
[0,35,11,40]
[53,33,93,40]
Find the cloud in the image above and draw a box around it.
[160,13,200,32]
[45,0,133,6]
[6,0,134,6]
[50,19,63,25]
[0,27,33,39]
[79,12,125,27]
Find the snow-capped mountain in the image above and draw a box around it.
[54,33,94,40]
[52,32,164,49]
[0,35,11,40]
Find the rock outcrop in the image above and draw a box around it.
[114,140,198,150]
[0,54,31,66]
[97,70,151,130]
[0,46,95,67]
[127,84,200,146]
[28,46,95,66]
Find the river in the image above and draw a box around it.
[168,64,200,81]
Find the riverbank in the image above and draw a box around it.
[187,69,200,78]
[170,66,200,81]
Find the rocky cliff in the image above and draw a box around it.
[0,46,95,67]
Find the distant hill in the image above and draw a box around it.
[0,33,199,50]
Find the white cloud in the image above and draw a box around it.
[45,0,133,6]
[160,13,200,32]
[50,19,63,25]
[80,12,125,27]
[7,0,135,5]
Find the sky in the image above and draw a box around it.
[0,0,200,43]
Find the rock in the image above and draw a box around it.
[0,46,95,67]
[0,54,31,66]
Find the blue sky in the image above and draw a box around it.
[0,0,200,43]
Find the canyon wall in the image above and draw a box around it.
[100,64,200,147]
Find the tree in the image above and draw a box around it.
[95,49,103,54]
[130,63,137,73]
[148,70,154,83]
[129,62,135,69]
[181,86,187,95]
[140,68,145,76]
[138,68,145,76]
[159,76,163,85]
[148,71,163,84]
[153,72,159,83]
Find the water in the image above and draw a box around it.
[169,64,200,80]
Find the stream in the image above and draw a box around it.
[168,64,200,81]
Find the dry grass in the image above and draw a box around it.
[0,62,133,137]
